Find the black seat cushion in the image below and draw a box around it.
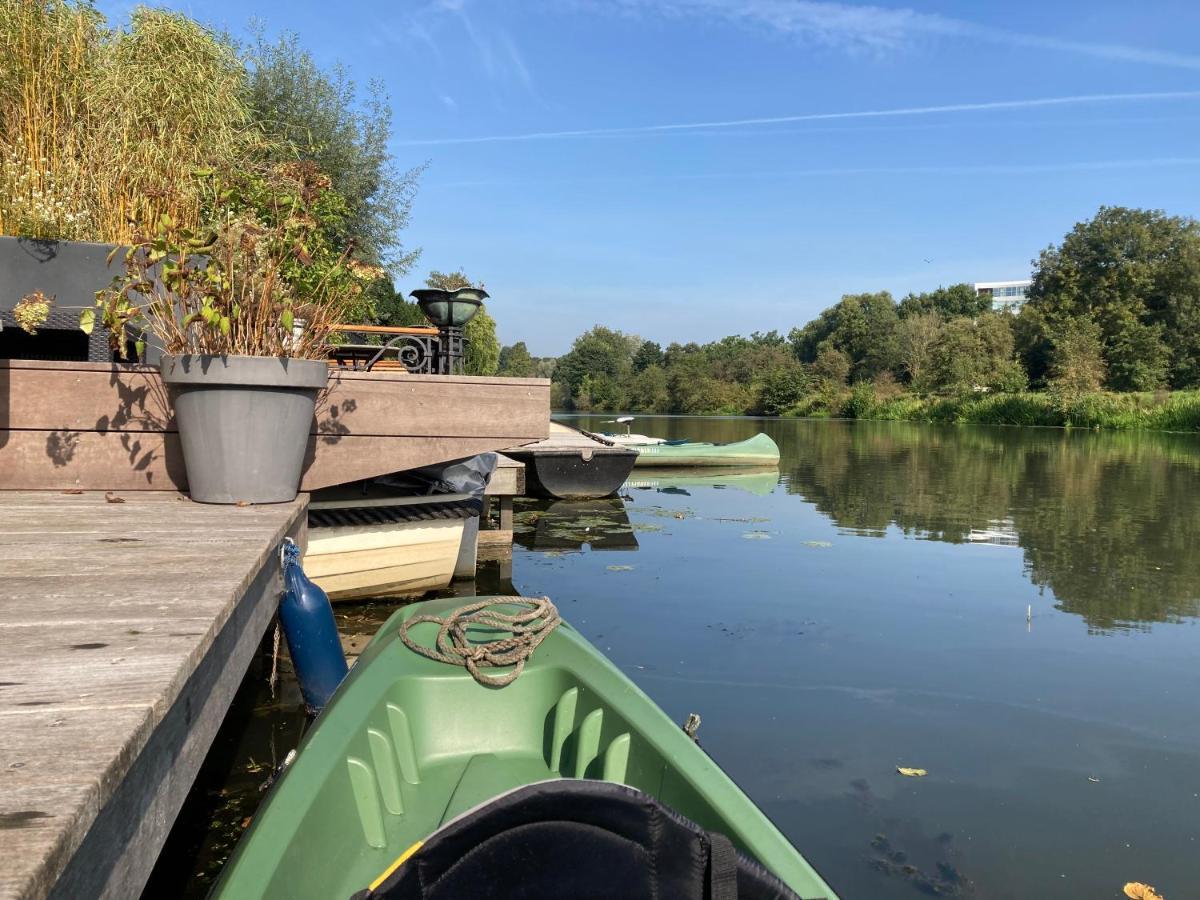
[357,779,802,900]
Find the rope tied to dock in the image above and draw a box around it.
[398,597,562,687]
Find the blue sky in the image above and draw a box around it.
[102,1,1200,354]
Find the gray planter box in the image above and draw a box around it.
[0,236,121,361]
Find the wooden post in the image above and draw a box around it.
[499,495,514,532]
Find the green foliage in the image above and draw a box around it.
[542,204,1200,425]
[625,364,670,412]
[811,346,851,387]
[244,29,422,275]
[894,311,942,393]
[94,162,370,359]
[369,279,425,327]
[1026,205,1200,389]
[554,325,639,400]
[790,291,898,380]
[930,313,1017,394]
[498,341,535,377]
[632,340,664,372]
[897,283,991,319]
[464,305,499,376]
[843,381,878,419]
[1047,316,1107,408]
[753,361,811,416]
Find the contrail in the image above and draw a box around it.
[425,157,1200,189]
[398,90,1200,146]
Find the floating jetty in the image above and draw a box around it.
[503,422,637,499]
[0,490,305,900]
[0,358,549,899]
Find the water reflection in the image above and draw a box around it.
[780,421,1200,631]
[562,415,1200,632]
[626,466,779,497]
[513,498,640,552]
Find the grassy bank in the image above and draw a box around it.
[782,387,1200,431]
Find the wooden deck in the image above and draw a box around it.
[0,491,307,900]
[0,360,549,492]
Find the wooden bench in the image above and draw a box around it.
[326,323,440,373]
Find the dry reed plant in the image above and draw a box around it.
[0,1,255,243]
[93,163,375,360]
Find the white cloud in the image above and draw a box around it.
[391,1,536,94]
[583,0,1200,69]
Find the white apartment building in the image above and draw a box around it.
[974,280,1031,313]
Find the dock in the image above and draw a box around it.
[0,491,306,900]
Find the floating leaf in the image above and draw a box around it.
[103,492,126,504]
[742,531,771,540]
[1124,883,1164,900]
[803,540,833,549]
[606,565,634,572]
[896,767,927,777]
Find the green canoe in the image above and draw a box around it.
[630,432,781,468]
[212,596,837,900]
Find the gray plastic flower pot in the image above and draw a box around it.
[160,354,328,504]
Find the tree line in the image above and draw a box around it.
[525,206,1200,418]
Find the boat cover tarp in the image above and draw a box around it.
[352,779,802,900]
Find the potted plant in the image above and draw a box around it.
[411,286,489,327]
[87,164,375,504]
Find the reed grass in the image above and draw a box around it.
[0,1,255,243]
[784,388,1200,432]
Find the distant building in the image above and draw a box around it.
[974,280,1031,313]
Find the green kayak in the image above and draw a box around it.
[630,432,781,468]
[212,596,837,899]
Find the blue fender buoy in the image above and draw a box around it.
[279,538,348,713]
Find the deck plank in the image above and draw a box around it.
[0,490,306,900]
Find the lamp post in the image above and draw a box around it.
[410,287,489,374]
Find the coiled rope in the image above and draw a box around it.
[398,597,562,687]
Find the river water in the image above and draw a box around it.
[148,416,1200,899]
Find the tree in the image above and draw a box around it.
[898,284,991,320]
[894,311,943,393]
[244,30,422,275]
[632,340,664,372]
[754,361,811,415]
[790,291,899,380]
[811,346,850,388]
[930,314,1017,394]
[464,306,499,376]
[553,326,638,402]
[369,278,425,327]
[1025,206,1200,388]
[1047,316,1107,404]
[625,365,669,412]
[498,341,535,377]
